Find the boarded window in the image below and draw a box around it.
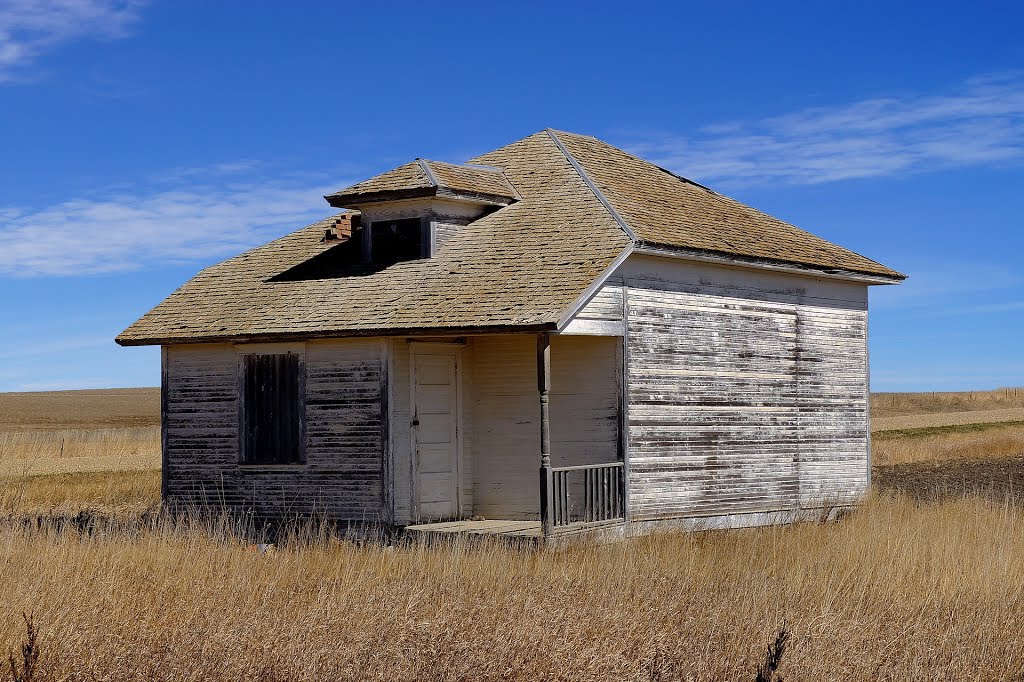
[371,218,425,264]
[241,353,303,464]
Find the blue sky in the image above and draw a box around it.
[1,1,1023,392]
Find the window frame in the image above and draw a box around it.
[365,216,431,264]
[238,351,307,467]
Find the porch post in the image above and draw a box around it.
[537,332,554,536]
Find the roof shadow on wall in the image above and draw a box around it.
[268,237,391,282]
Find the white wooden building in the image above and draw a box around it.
[118,129,904,541]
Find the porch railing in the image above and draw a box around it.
[544,461,625,529]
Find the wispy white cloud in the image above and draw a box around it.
[0,0,142,83]
[624,72,1024,187]
[870,263,1023,311]
[0,165,349,277]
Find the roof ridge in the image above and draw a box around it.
[415,158,439,187]
[545,129,637,242]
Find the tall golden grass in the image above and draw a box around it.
[0,470,160,516]
[3,388,1024,679]
[1,493,1023,680]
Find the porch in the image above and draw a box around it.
[391,332,629,539]
[404,459,627,543]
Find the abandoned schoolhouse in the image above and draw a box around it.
[117,129,904,541]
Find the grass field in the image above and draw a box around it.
[0,387,1023,680]
[0,388,161,517]
[871,387,1024,419]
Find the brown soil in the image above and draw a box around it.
[0,388,159,430]
[873,456,1024,502]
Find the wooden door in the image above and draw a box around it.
[411,349,461,520]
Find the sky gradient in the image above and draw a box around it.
[2,1,1023,392]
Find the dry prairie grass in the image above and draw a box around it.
[1,493,1023,681]
[0,391,161,499]
[873,422,1024,466]
[5,387,1024,679]
[0,469,160,516]
[0,426,160,465]
[871,387,1024,419]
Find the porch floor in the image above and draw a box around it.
[404,519,542,539]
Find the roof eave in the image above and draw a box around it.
[633,243,906,285]
[324,186,439,208]
[325,187,517,210]
[115,321,560,347]
[434,187,517,207]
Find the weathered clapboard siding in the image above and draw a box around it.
[470,334,619,520]
[795,303,868,505]
[433,220,469,253]
[574,278,624,321]
[560,278,625,336]
[163,344,240,510]
[619,254,869,521]
[389,340,474,525]
[163,339,386,520]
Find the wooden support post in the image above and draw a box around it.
[160,346,169,503]
[538,332,553,537]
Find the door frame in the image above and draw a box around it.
[409,343,464,522]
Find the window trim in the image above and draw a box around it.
[238,350,307,467]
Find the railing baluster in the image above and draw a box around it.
[557,471,565,526]
[553,471,558,526]
[601,468,608,521]
[559,471,564,526]
[612,467,618,519]
[565,471,570,524]
[589,469,596,523]
[599,468,605,521]
[585,466,593,520]
[561,470,568,525]
[558,471,563,526]
[601,468,606,521]
[592,468,598,522]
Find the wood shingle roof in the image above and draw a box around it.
[325,159,518,207]
[117,129,902,346]
[548,130,901,278]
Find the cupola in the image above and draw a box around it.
[324,159,519,265]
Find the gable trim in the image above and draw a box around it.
[546,129,638,242]
[556,244,635,330]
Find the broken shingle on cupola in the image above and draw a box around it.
[324,159,519,265]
